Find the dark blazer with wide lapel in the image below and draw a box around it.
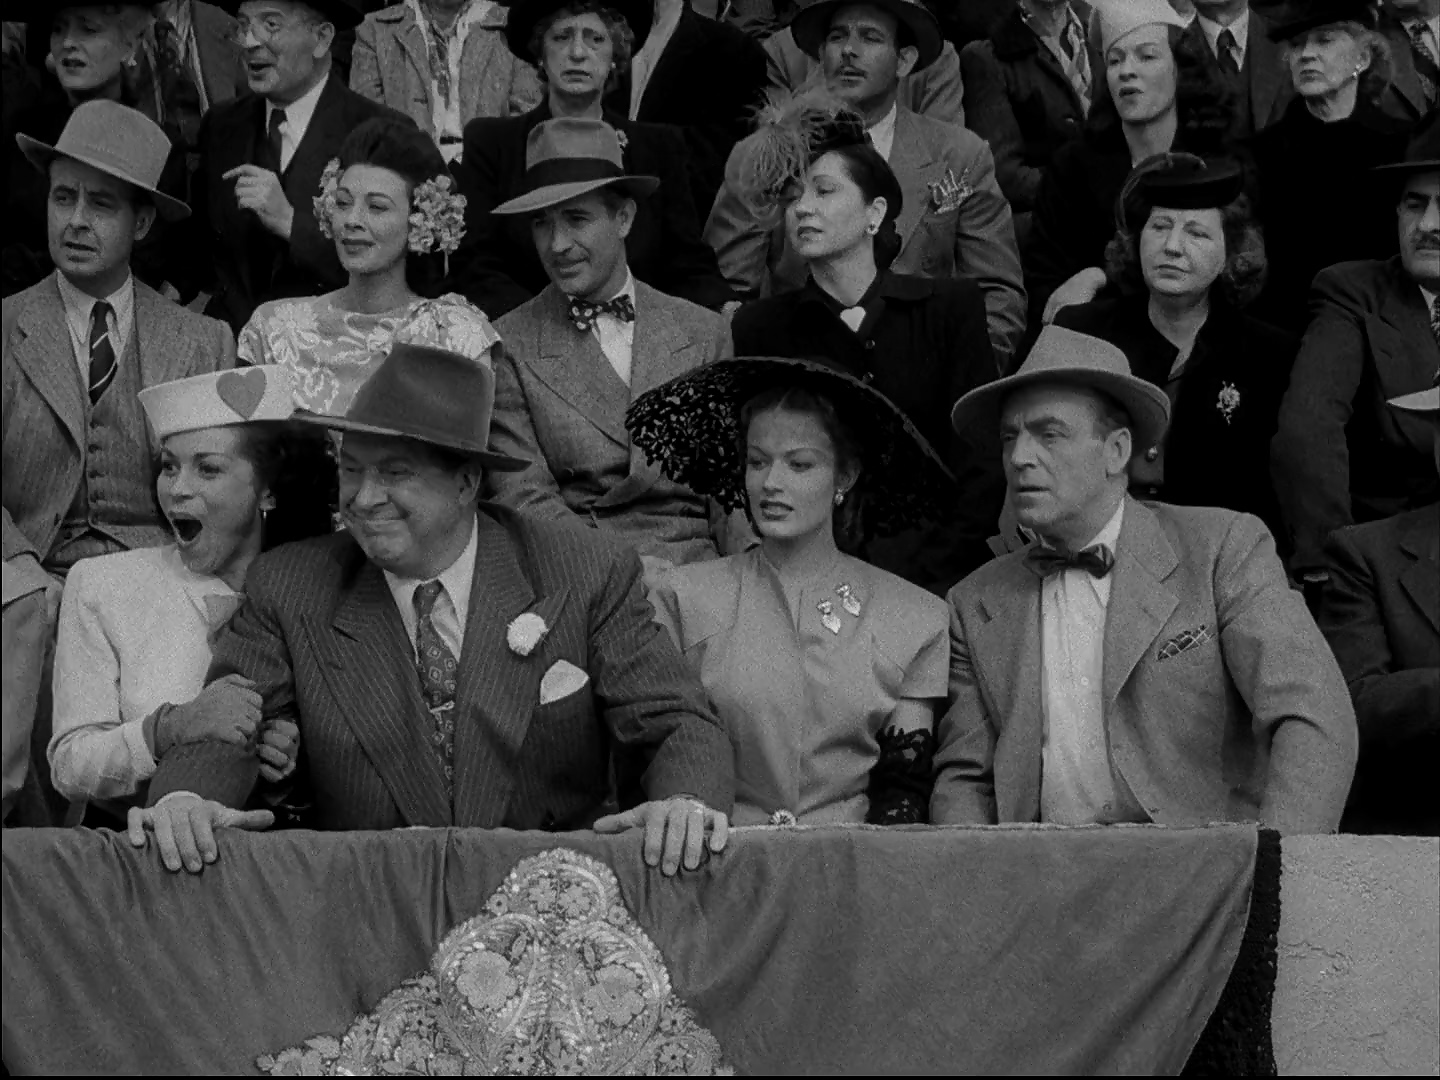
[1320,507,1440,834]
[145,505,735,827]
[487,282,731,565]
[932,498,1357,833]
[1,277,233,562]
[449,103,733,319]
[1272,257,1440,575]
[191,74,409,332]
[1377,9,1431,124]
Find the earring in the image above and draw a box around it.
[834,490,846,506]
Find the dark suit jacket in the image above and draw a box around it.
[449,103,734,319]
[189,74,408,332]
[146,506,735,828]
[1179,9,1292,139]
[1376,8,1434,125]
[1271,258,1440,576]
[1320,507,1439,835]
[931,498,1358,834]
[1056,293,1297,543]
[604,4,768,214]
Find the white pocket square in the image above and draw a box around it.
[539,659,590,705]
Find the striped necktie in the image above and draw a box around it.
[1431,294,1440,350]
[1056,11,1092,111]
[87,301,117,405]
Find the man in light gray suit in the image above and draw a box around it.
[486,116,736,571]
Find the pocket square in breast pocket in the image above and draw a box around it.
[540,659,590,705]
[1157,624,1213,661]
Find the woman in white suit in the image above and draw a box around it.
[47,366,332,821]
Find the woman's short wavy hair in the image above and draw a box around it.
[1103,192,1268,309]
[1279,22,1393,111]
[528,1,636,93]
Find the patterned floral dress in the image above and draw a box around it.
[237,292,503,415]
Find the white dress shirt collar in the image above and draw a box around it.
[1196,9,1248,64]
[383,512,478,648]
[56,269,136,380]
[867,103,899,162]
[590,270,637,386]
[267,71,329,171]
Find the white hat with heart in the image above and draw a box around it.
[139,366,298,440]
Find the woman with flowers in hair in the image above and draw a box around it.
[1053,154,1296,542]
[238,115,501,417]
[626,355,955,827]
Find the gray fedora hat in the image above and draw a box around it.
[17,99,189,221]
[951,325,1172,453]
[492,118,659,217]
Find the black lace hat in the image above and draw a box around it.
[625,356,956,539]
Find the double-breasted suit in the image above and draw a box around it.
[930,499,1358,834]
[1,276,234,566]
[187,75,408,332]
[146,506,735,827]
[487,282,732,567]
[1320,507,1440,835]
[705,104,1026,366]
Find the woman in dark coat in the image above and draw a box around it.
[1248,0,1412,334]
[727,98,1003,595]
[1022,2,1238,329]
[447,0,733,318]
[1055,155,1297,543]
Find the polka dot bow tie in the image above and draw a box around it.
[1024,544,1115,580]
[567,294,635,333]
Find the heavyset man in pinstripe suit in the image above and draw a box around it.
[128,343,735,876]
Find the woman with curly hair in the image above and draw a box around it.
[1054,155,1297,539]
[447,0,733,318]
[625,355,955,826]
[1249,0,1413,333]
[1023,0,1241,328]
[238,116,502,416]
[48,366,331,822]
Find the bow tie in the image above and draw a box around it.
[567,294,635,333]
[1024,544,1115,580]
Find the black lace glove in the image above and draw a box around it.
[865,727,936,825]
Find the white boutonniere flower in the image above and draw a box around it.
[506,612,549,657]
[1217,382,1241,425]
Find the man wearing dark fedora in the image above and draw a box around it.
[485,117,737,569]
[1272,114,1440,583]
[131,342,736,875]
[183,0,409,332]
[930,325,1357,833]
[704,0,1027,369]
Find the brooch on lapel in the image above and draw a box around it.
[1216,382,1241,425]
[506,612,549,657]
[927,168,972,215]
[614,129,629,153]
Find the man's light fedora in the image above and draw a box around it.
[16,99,190,221]
[490,118,659,217]
[295,343,529,472]
[951,325,1172,453]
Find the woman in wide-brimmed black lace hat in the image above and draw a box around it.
[626,353,956,829]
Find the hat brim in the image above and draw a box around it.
[491,175,660,216]
[791,0,944,72]
[1388,388,1440,415]
[292,410,530,472]
[211,0,362,30]
[1373,160,1440,177]
[951,368,1171,454]
[17,135,191,221]
[503,0,653,61]
[626,356,957,539]
[1265,8,1374,42]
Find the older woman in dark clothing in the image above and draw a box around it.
[1023,0,1239,328]
[727,99,1003,595]
[1055,155,1297,541]
[447,0,733,318]
[1249,0,1413,333]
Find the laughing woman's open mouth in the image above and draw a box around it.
[169,514,204,545]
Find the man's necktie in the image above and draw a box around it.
[568,293,636,333]
[1431,294,1440,350]
[1024,543,1115,580]
[413,581,457,792]
[1411,23,1440,105]
[260,107,286,174]
[1056,13,1092,110]
[87,301,117,405]
[1216,28,1241,77]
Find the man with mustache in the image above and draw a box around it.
[1272,116,1440,583]
[705,0,1027,370]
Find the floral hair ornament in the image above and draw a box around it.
[314,159,469,269]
